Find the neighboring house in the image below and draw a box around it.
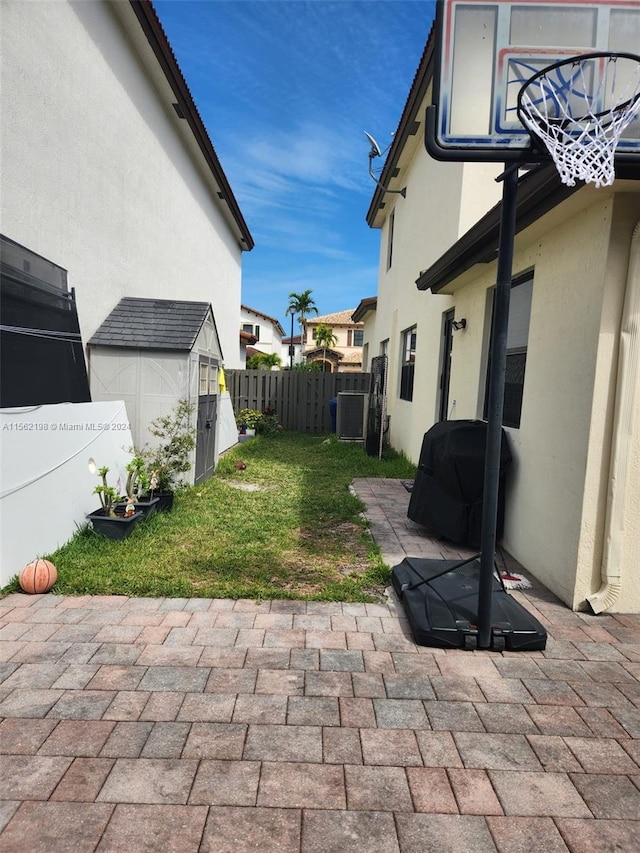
[281,334,303,367]
[366,28,640,613]
[240,305,285,362]
[351,297,377,373]
[303,309,365,373]
[239,329,258,368]
[1,0,253,454]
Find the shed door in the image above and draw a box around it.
[195,359,218,483]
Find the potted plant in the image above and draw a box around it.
[120,456,159,518]
[236,407,261,439]
[139,400,197,511]
[86,466,143,539]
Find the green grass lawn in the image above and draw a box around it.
[5,433,415,602]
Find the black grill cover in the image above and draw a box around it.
[407,420,512,547]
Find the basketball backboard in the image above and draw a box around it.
[426,0,640,162]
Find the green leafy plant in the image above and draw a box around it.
[142,400,197,492]
[236,408,262,430]
[246,352,282,371]
[314,322,338,369]
[255,408,279,435]
[125,455,149,499]
[93,466,119,517]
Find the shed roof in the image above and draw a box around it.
[88,297,211,351]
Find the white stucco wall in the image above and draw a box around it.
[281,340,303,366]
[241,307,283,357]
[0,401,134,588]
[1,0,244,369]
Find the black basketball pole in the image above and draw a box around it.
[477,164,518,649]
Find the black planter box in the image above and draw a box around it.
[86,508,143,540]
[117,496,160,519]
[144,491,174,512]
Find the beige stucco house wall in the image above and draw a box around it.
[364,41,501,461]
[433,188,640,612]
[366,31,639,613]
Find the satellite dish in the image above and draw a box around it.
[364,131,383,158]
[364,131,406,199]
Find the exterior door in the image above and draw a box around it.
[439,310,455,421]
[194,358,218,483]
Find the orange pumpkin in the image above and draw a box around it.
[19,559,58,594]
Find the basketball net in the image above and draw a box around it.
[518,53,640,189]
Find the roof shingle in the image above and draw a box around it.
[88,297,211,351]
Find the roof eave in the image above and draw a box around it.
[352,297,377,323]
[366,26,436,228]
[416,165,580,294]
[128,1,254,251]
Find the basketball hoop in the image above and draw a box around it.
[517,52,640,188]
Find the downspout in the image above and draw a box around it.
[587,220,640,614]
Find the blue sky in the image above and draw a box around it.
[154,0,435,331]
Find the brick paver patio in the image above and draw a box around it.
[0,478,638,851]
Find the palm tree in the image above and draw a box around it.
[314,322,338,372]
[286,290,318,368]
[246,352,281,371]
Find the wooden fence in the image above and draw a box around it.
[226,370,371,433]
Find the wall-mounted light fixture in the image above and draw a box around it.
[452,318,467,331]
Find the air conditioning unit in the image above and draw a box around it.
[337,391,368,441]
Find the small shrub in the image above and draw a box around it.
[236,408,262,430]
[255,408,279,435]
[138,400,197,492]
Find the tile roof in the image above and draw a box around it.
[309,309,361,325]
[88,297,210,351]
[340,349,363,364]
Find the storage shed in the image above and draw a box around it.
[88,297,223,483]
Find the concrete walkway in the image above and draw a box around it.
[0,478,639,852]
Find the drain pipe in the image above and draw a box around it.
[587,219,640,614]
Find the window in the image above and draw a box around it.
[199,362,209,396]
[386,211,395,270]
[380,339,389,356]
[484,274,533,428]
[353,329,364,347]
[399,326,416,401]
[208,364,218,395]
[242,323,260,339]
